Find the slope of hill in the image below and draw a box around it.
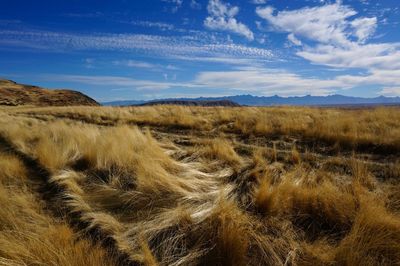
[0,79,99,106]
[103,94,400,107]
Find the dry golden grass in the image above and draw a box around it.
[0,105,399,265]
[4,105,400,151]
[0,154,116,266]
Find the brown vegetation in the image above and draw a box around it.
[6,104,400,152]
[0,79,99,106]
[0,153,116,266]
[0,105,399,265]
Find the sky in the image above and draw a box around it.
[0,0,399,102]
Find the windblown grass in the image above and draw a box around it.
[0,154,116,266]
[0,105,399,265]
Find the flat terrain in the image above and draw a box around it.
[0,105,399,266]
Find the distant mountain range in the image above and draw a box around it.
[140,99,240,107]
[4,78,399,107]
[102,94,400,107]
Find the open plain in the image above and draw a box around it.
[0,105,399,265]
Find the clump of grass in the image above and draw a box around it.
[385,180,400,213]
[0,154,27,185]
[203,200,250,266]
[199,138,242,167]
[254,177,273,215]
[291,144,301,165]
[254,170,357,238]
[264,142,278,162]
[351,157,377,190]
[333,196,400,265]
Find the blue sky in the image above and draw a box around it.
[0,0,399,101]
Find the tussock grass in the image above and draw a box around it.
[197,138,242,168]
[291,145,301,165]
[334,197,400,265]
[0,105,399,265]
[255,169,357,236]
[0,153,116,266]
[6,105,400,152]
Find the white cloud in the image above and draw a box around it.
[350,17,377,43]
[204,0,254,40]
[193,68,341,95]
[113,60,158,69]
[256,3,378,47]
[256,3,357,46]
[287,33,302,46]
[250,0,267,4]
[192,67,400,96]
[335,69,400,88]
[257,1,400,89]
[297,43,400,70]
[379,87,400,96]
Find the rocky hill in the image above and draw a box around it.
[0,79,99,106]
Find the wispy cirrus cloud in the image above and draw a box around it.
[131,21,175,31]
[112,60,159,69]
[46,74,195,91]
[0,29,272,63]
[250,0,267,5]
[161,0,183,13]
[64,12,104,18]
[171,55,266,66]
[112,60,180,71]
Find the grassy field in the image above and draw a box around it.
[0,105,399,266]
